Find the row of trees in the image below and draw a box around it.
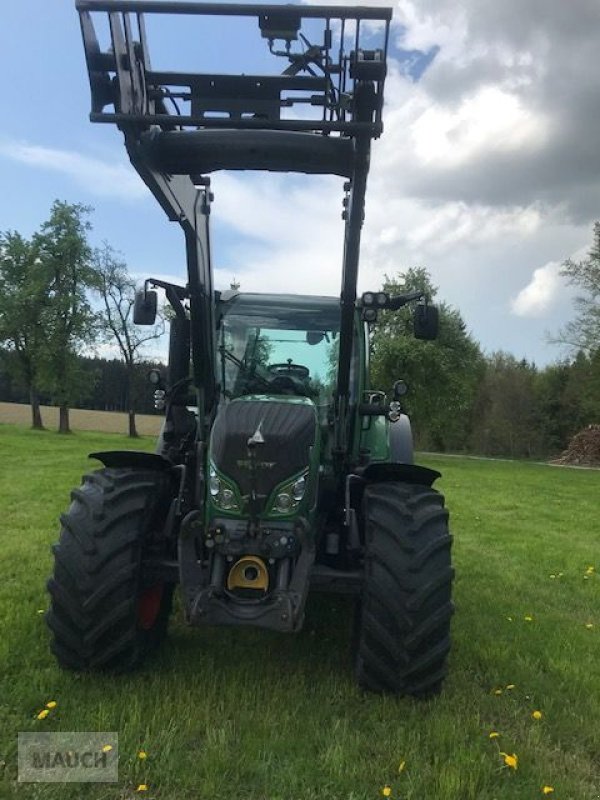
[0,201,164,436]
[0,353,164,417]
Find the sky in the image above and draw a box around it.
[2,0,600,365]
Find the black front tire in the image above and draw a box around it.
[47,468,175,672]
[354,481,454,696]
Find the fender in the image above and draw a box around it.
[89,451,172,471]
[361,462,441,487]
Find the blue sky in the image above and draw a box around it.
[2,0,599,366]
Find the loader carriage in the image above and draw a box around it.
[47,0,454,696]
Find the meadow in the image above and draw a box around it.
[0,402,162,436]
[0,422,598,799]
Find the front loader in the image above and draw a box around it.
[47,1,454,696]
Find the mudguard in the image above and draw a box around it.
[361,462,441,487]
[89,451,172,471]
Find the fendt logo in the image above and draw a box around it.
[236,459,276,469]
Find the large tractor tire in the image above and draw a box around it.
[354,481,454,696]
[47,468,175,672]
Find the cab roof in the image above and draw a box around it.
[217,291,341,330]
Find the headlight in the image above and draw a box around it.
[221,489,236,510]
[292,476,306,501]
[209,463,240,512]
[275,492,292,513]
[362,291,375,306]
[267,471,310,516]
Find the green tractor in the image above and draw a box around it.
[47,1,453,696]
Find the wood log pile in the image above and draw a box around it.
[556,424,600,466]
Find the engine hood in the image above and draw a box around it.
[209,396,319,501]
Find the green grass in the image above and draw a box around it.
[0,423,599,799]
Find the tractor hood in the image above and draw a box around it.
[208,396,319,506]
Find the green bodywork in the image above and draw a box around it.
[206,293,392,534]
[206,394,321,526]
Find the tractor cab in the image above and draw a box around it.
[217,291,341,405]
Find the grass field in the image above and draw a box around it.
[0,423,599,799]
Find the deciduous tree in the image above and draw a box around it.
[0,231,48,428]
[36,201,99,433]
[93,243,165,437]
[556,221,600,354]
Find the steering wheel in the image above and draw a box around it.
[267,362,310,380]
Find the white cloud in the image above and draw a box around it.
[0,139,146,201]
[510,261,562,317]
[410,87,546,168]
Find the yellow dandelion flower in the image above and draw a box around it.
[398,760,406,773]
[138,750,147,760]
[542,787,554,795]
[524,615,533,622]
[500,752,518,770]
[586,566,594,574]
[102,745,113,753]
[46,701,57,709]
[136,785,148,793]
[382,785,392,797]
[506,684,515,690]
[494,688,503,695]
[585,623,594,629]
[532,710,543,720]
[36,709,49,720]
[489,731,500,739]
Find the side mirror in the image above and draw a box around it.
[414,304,439,340]
[133,290,157,325]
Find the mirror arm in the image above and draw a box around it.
[387,290,426,310]
[146,278,188,320]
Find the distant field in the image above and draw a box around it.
[0,425,599,799]
[0,401,162,436]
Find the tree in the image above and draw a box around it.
[93,243,165,437]
[0,231,48,428]
[533,360,574,455]
[370,267,483,450]
[469,353,543,458]
[36,201,99,433]
[556,221,600,354]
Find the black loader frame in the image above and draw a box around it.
[77,0,391,455]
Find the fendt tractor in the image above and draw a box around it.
[47,1,454,696]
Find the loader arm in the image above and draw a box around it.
[76,0,392,455]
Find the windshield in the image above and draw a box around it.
[219,313,339,404]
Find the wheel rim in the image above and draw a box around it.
[137,584,164,630]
